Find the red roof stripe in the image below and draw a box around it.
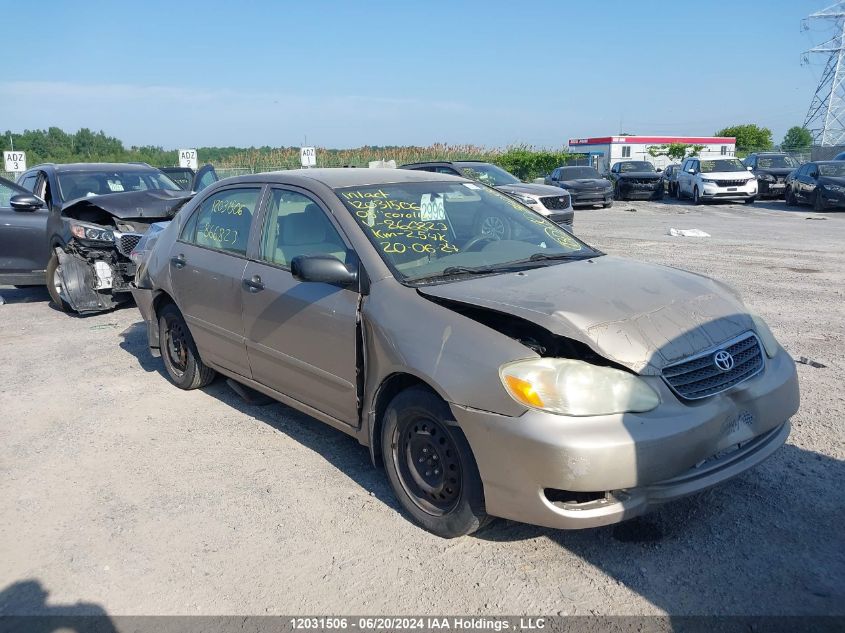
[569,136,736,145]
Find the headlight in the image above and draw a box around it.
[758,174,775,182]
[701,178,717,184]
[508,192,538,205]
[750,314,780,358]
[70,222,114,243]
[499,358,660,416]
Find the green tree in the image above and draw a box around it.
[782,126,813,151]
[648,143,705,162]
[714,124,773,151]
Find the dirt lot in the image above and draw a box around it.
[1,196,843,617]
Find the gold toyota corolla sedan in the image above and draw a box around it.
[132,168,800,538]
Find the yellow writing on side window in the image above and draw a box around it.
[212,199,246,215]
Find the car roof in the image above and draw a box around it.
[222,167,469,188]
[31,162,164,173]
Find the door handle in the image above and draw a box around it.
[170,254,186,268]
[244,275,264,293]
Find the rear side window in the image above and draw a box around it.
[182,187,261,255]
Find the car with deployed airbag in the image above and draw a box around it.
[132,168,799,538]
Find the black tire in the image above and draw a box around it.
[785,187,797,207]
[813,191,826,212]
[744,196,756,205]
[693,186,702,205]
[158,303,216,390]
[653,188,664,201]
[381,386,490,538]
[13,285,38,288]
[473,212,511,241]
[602,201,613,208]
[614,183,625,201]
[45,251,71,312]
[676,183,684,200]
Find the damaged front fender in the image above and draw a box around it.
[55,247,124,314]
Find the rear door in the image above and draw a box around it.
[168,184,265,377]
[192,165,219,193]
[0,178,50,285]
[241,186,360,425]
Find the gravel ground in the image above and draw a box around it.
[0,196,843,617]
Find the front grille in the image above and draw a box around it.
[540,194,570,210]
[662,332,764,400]
[714,179,749,187]
[116,233,142,257]
[549,213,573,225]
[627,178,660,186]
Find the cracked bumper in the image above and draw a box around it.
[451,348,798,529]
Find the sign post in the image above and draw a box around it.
[300,146,316,168]
[178,149,198,170]
[4,151,27,173]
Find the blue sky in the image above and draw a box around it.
[0,0,831,149]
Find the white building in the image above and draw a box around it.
[567,135,737,173]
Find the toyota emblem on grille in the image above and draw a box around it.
[713,350,735,372]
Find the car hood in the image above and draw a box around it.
[61,189,194,221]
[496,183,570,196]
[616,171,662,180]
[417,255,752,376]
[818,176,845,186]
[561,179,611,188]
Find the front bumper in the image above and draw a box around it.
[758,179,787,198]
[617,181,663,200]
[569,190,613,206]
[700,181,757,201]
[452,347,799,530]
[130,284,161,355]
[817,187,845,208]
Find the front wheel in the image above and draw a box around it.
[381,386,490,538]
[693,187,702,205]
[158,303,216,390]
[45,251,71,312]
[785,187,797,206]
[813,191,826,212]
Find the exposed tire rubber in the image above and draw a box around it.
[744,196,756,205]
[785,187,797,207]
[45,252,72,312]
[158,303,216,390]
[381,386,491,538]
[603,201,613,208]
[693,187,702,205]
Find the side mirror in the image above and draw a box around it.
[687,168,696,174]
[655,168,663,173]
[746,166,753,171]
[9,193,44,212]
[291,254,357,287]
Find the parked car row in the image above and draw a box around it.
[1,162,800,539]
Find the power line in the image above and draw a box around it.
[803,2,845,145]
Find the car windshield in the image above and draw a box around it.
[699,159,746,173]
[57,170,181,201]
[618,161,655,173]
[560,167,601,179]
[757,156,798,169]
[335,181,598,283]
[818,163,845,177]
[458,163,521,186]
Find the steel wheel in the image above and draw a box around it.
[393,414,462,516]
[164,319,189,378]
[479,214,507,240]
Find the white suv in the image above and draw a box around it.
[676,157,758,205]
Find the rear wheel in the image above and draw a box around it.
[158,303,216,390]
[45,252,71,312]
[381,386,490,538]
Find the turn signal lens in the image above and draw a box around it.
[502,375,545,408]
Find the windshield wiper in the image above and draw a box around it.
[408,265,506,285]
[527,251,602,262]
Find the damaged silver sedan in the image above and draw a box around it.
[132,168,799,538]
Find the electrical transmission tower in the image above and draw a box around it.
[803,2,845,145]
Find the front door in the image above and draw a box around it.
[241,187,359,425]
[168,184,264,377]
[0,179,50,285]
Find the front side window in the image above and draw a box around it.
[260,189,348,267]
[698,159,747,173]
[818,162,845,177]
[335,181,598,283]
[184,187,261,255]
[19,173,38,192]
